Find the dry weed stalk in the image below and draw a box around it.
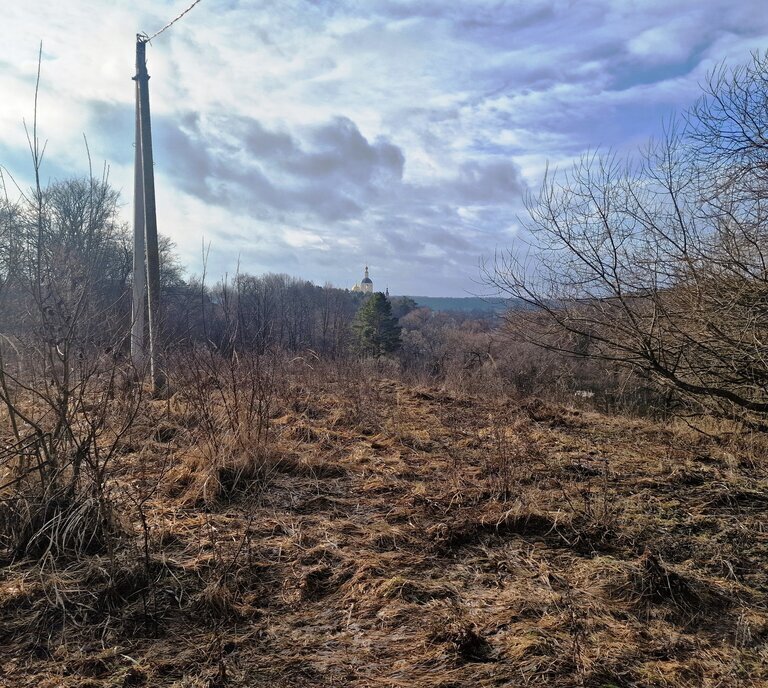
[483,411,541,502]
[556,466,623,552]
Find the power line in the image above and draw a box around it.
[144,0,203,42]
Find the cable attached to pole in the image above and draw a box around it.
[144,0,203,42]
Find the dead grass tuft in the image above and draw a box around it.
[610,550,726,617]
[191,578,245,622]
[430,510,559,553]
[378,575,456,603]
[1,487,120,559]
[429,617,494,664]
[520,398,585,428]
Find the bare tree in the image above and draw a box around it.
[486,52,768,425]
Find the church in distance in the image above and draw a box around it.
[351,266,374,294]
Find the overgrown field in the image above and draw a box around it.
[1,365,767,687]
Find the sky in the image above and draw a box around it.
[1,0,768,296]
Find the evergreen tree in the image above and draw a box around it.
[352,292,402,357]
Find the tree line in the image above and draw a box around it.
[0,174,410,364]
[4,51,768,426]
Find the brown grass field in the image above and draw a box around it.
[1,368,767,687]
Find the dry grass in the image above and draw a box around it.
[1,365,767,687]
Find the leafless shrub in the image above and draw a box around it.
[0,248,143,558]
[557,470,623,552]
[0,67,142,560]
[167,346,277,506]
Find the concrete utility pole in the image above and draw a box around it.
[132,36,163,392]
[130,59,146,370]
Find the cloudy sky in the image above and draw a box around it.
[2,1,768,295]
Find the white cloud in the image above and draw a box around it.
[1,0,768,294]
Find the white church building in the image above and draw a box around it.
[351,266,374,294]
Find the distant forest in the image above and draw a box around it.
[405,296,512,313]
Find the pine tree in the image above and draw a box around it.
[352,292,402,357]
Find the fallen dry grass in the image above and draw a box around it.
[1,369,767,687]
